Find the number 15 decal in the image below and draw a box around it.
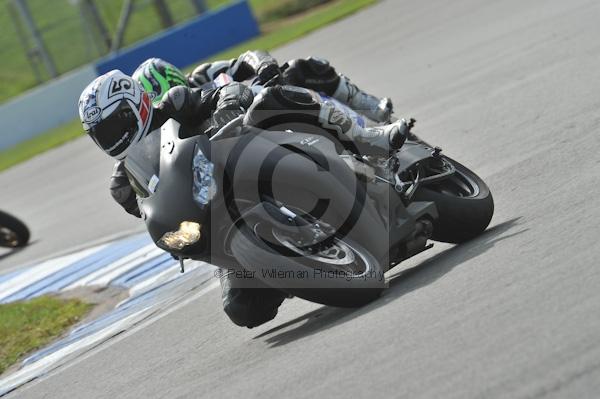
[109,78,135,97]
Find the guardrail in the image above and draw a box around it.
[0,1,258,151]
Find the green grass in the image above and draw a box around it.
[207,0,377,62]
[0,0,377,173]
[0,0,338,104]
[0,296,91,375]
[0,0,203,103]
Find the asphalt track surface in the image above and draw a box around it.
[2,0,600,397]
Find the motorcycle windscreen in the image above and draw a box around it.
[124,128,161,198]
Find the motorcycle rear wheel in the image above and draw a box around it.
[414,157,494,244]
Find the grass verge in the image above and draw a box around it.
[0,296,91,375]
[207,0,377,61]
[0,0,377,173]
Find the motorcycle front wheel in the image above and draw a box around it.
[230,219,385,308]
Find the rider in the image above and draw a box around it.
[116,55,408,220]
[79,65,408,328]
[134,51,394,123]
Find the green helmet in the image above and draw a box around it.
[132,58,188,105]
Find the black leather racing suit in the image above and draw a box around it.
[188,50,342,98]
[188,50,393,124]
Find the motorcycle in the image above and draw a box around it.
[124,81,494,307]
[0,210,30,248]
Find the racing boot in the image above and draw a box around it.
[360,119,409,151]
[332,75,393,123]
[319,101,407,152]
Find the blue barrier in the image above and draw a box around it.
[0,1,259,151]
[95,1,259,75]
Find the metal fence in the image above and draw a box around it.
[0,0,225,102]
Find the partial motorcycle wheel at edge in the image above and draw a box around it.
[230,222,385,308]
[0,210,30,248]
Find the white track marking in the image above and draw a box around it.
[63,244,163,290]
[126,261,202,299]
[0,244,107,302]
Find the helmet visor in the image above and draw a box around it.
[89,101,139,157]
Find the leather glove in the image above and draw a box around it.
[257,62,281,85]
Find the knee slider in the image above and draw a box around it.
[222,288,282,328]
[222,294,255,327]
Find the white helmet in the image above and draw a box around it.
[78,70,153,159]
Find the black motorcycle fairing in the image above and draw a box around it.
[124,128,161,198]
[134,119,393,262]
[129,120,211,256]
[131,118,442,267]
[207,127,392,262]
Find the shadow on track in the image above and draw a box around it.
[0,240,36,263]
[255,217,527,347]
[0,251,19,262]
